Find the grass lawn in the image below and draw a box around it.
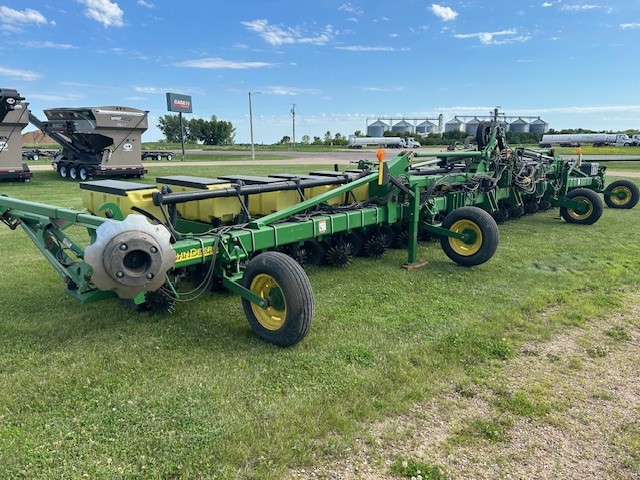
[0,165,639,479]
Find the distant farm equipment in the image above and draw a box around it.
[141,150,175,161]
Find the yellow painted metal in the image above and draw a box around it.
[448,219,482,256]
[609,185,632,207]
[249,273,287,330]
[566,195,593,220]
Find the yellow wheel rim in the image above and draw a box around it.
[609,186,631,206]
[249,273,287,331]
[448,219,482,256]
[567,196,593,220]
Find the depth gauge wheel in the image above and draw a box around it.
[604,179,639,209]
[242,251,314,347]
[560,188,603,225]
[439,206,499,267]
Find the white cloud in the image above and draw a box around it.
[77,0,124,27]
[338,3,363,15]
[175,57,277,69]
[430,4,458,22]
[335,45,402,52]
[263,86,322,96]
[242,19,334,46]
[454,29,530,45]
[137,0,155,8]
[541,2,553,6]
[361,86,405,92]
[620,22,640,29]
[0,6,52,32]
[19,41,77,49]
[560,4,599,12]
[0,66,42,81]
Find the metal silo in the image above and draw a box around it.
[416,120,437,135]
[391,120,414,134]
[367,120,389,137]
[444,117,465,133]
[508,118,530,133]
[529,117,548,134]
[465,117,481,134]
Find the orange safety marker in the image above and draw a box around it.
[377,149,386,185]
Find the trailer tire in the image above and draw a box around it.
[166,154,173,161]
[79,166,88,181]
[242,251,314,347]
[58,163,68,178]
[440,206,499,267]
[69,165,78,180]
[604,179,639,209]
[560,188,603,225]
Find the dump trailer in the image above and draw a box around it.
[0,123,636,348]
[29,105,148,180]
[0,88,32,182]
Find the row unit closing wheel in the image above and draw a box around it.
[440,206,500,267]
[242,251,314,347]
[604,179,639,209]
[560,188,603,225]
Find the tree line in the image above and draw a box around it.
[157,115,235,145]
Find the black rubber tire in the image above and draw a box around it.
[79,166,88,181]
[476,121,493,149]
[242,251,314,347]
[58,163,68,178]
[604,179,639,209]
[166,154,173,161]
[439,206,500,267]
[69,165,78,180]
[560,188,603,225]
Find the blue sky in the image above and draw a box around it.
[2,1,640,143]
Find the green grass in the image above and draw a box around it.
[0,166,639,478]
[553,145,640,156]
[390,457,448,479]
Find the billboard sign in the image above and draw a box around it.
[166,93,192,113]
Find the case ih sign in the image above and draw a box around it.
[166,93,192,113]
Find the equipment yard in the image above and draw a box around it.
[1,114,639,478]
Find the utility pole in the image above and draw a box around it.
[290,103,296,151]
[248,91,260,160]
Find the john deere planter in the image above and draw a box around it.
[0,123,636,346]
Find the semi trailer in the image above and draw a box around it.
[0,88,32,182]
[539,133,634,148]
[347,136,407,149]
[29,105,148,180]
